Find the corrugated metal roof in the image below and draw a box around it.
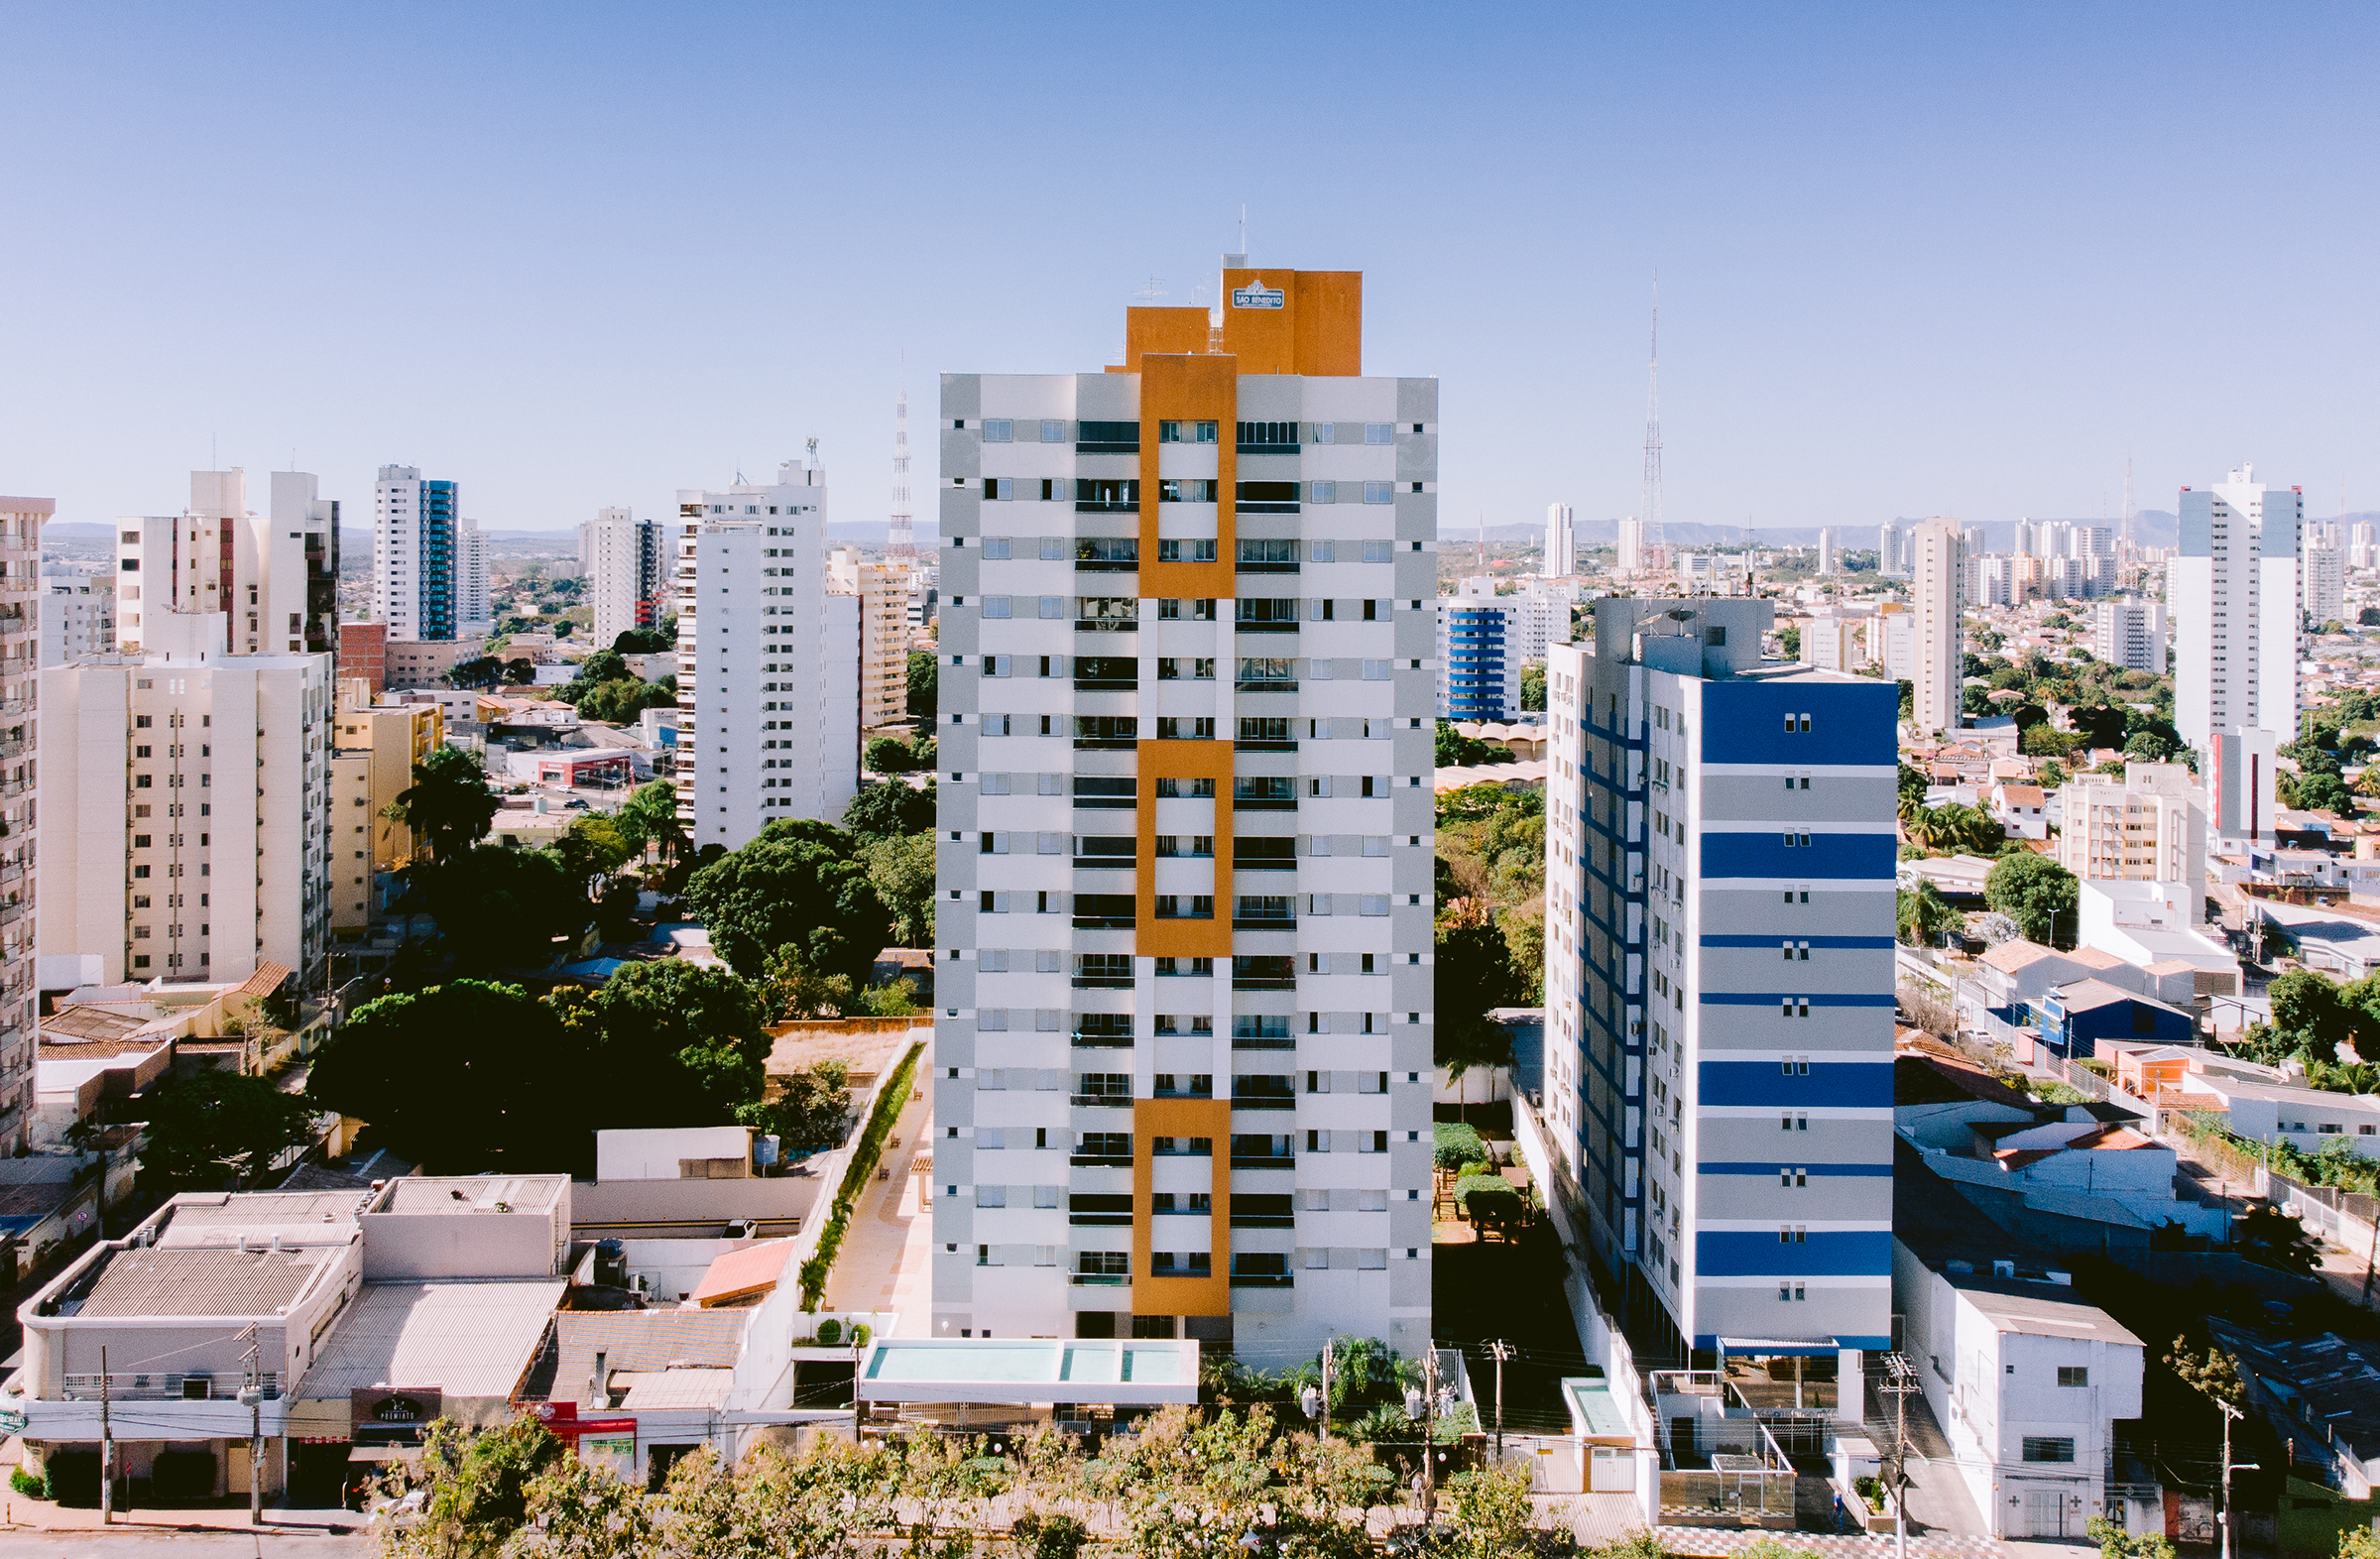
[72,1245,334,1318]
[301,1280,564,1403]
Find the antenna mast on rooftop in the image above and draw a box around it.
[1642,274,1665,557]
[889,385,915,563]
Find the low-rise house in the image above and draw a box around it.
[1992,784,2050,841]
[2078,883,2238,996]
[2168,1073,2380,1157]
[2251,897,2380,982]
[2033,980,2196,1061]
[1892,1243,2146,1539]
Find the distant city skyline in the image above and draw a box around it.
[2,5,2373,535]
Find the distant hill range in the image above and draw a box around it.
[1454,510,2380,553]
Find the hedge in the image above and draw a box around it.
[797,1040,922,1309]
[1433,1122,1485,1173]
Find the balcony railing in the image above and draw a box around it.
[1069,1093,1132,1109]
[1069,1271,1131,1286]
[1229,1152,1295,1169]
[1229,1272,1296,1288]
[1230,1095,1296,1112]
[1069,1152,1132,1168]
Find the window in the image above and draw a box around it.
[1039,420,1066,443]
[982,420,1012,441]
[1364,422,1394,444]
[1311,480,1338,504]
[1156,539,1218,562]
[2057,1367,2089,1387]
[1780,1166,1807,1187]
[1363,480,1394,504]
[2021,1438,2076,1464]
[1778,1225,1806,1243]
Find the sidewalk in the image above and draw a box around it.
[819,1071,935,1330]
[0,1481,367,1546]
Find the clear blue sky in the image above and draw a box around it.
[3,2,2373,536]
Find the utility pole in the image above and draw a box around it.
[1878,1353,1923,1559]
[1319,1339,1333,1444]
[851,1323,864,1446]
[98,1342,113,1523]
[1488,1340,1513,1457]
[240,1323,264,1525]
[1419,1346,1440,1524]
[2218,1400,2256,1559]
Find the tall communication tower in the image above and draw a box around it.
[1642,275,1664,555]
[2119,455,2134,549]
[889,388,915,563]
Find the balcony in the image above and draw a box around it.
[1068,1271,1132,1286]
[1071,975,1134,990]
[1229,1272,1296,1288]
[1230,1095,1296,1112]
[1075,422,1140,455]
[1231,1035,1296,1051]
[1229,1152,1296,1169]
[1070,1032,1134,1049]
[1069,1093,1133,1109]
[1069,1153,1133,1170]
[1233,620,1299,636]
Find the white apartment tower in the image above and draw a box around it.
[1816,527,1837,575]
[0,497,48,1152]
[116,470,339,660]
[829,544,912,731]
[2174,466,2302,754]
[372,466,462,641]
[39,652,333,988]
[457,522,491,639]
[2305,539,2346,627]
[40,564,114,664]
[2092,597,2169,674]
[1909,519,1963,736]
[672,459,860,849]
[1616,517,1645,576]
[934,261,1436,1352]
[581,508,670,649]
[1546,503,1579,577]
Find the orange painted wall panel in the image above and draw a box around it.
[1131,1096,1232,1319]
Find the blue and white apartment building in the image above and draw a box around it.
[1542,597,1895,1379]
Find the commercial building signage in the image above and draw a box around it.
[1232,280,1284,309]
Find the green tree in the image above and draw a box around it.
[501,658,536,685]
[860,830,935,946]
[610,627,675,655]
[305,980,589,1172]
[445,656,505,690]
[547,960,773,1130]
[1519,661,1546,712]
[906,648,938,720]
[2295,771,2357,815]
[2233,1203,2320,1273]
[576,677,672,724]
[1435,721,1499,768]
[682,819,892,982]
[422,845,586,970]
[864,735,914,774]
[1984,852,2080,947]
[765,1060,854,1149]
[842,778,936,838]
[2166,1337,2244,1409]
[543,814,635,899]
[137,1071,319,1192]
[616,778,688,864]
[1436,900,1518,1119]
[393,745,501,864]
[1897,881,1964,946]
[1778,625,1801,660]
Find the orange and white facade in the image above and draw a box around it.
[932,260,1437,1353]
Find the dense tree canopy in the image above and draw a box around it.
[614,778,687,863]
[548,960,773,1131]
[682,818,892,981]
[423,845,586,971]
[139,1071,320,1192]
[842,778,936,839]
[306,981,589,1172]
[1983,852,2079,947]
[393,745,501,864]
[905,649,937,720]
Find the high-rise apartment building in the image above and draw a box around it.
[457,522,491,639]
[1546,503,1578,577]
[0,496,48,1151]
[2351,520,2376,573]
[932,260,1436,1352]
[1798,608,1858,671]
[1909,519,1963,736]
[40,563,114,664]
[2175,466,2302,754]
[1816,528,1837,575]
[673,459,859,849]
[115,470,337,659]
[39,652,333,988]
[2054,763,2204,919]
[2304,540,2345,627]
[373,466,461,641]
[1439,579,1514,720]
[2208,727,2280,847]
[828,545,912,732]
[581,508,670,649]
[2092,597,2168,673]
[1616,517,1645,576]
[1542,598,1894,1363]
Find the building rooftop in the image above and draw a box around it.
[372,1175,567,1216]
[856,1337,1201,1406]
[299,1279,565,1404]
[64,1244,336,1319]
[689,1241,793,1308]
